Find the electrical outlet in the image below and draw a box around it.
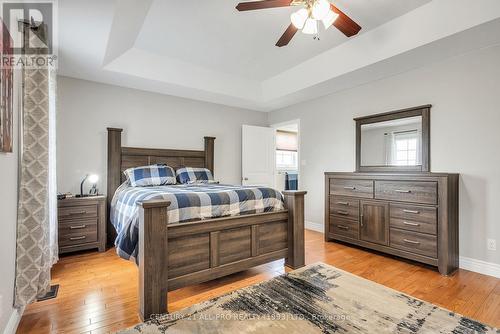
[487,239,497,251]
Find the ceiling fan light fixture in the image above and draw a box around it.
[312,0,330,20]
[291,8,308,29]
[321,9,339,29]
[302,18,318,35]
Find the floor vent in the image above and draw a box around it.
[37,284,59,301]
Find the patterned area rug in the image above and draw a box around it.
[118,263,498,333]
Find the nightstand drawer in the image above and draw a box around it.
[59,204,97,221]
[59,218,98,237]
[58,224,98,247]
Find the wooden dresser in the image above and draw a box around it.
[324,173,459,275]
[58,196,107,254]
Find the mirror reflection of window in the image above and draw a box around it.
[360,115,422,167]
[385,130,421,166]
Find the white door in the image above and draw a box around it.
[242,125,275,187]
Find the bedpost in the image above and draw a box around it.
[138,200,171,321]
[283,190,307,269]
[204,136,216,175]
[107,127,123,246]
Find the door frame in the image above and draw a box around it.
[271,119,301,190]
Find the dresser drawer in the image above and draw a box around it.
[59,204,98,221]
[330,196,359,220]
[375,181,437,205]
[58,225,98,247]
[390,228,437,258]
[329,216,359,240]
[330,179,373,198]
[390,203,437,222]
[390,203,437,235]
[390,218,436,235]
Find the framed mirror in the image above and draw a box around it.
[355,105,431,172]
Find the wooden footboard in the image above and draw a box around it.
[138,190,306,320]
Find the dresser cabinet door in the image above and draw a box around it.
[360,200,389,246]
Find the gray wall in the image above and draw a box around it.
[0,70,21,333]
[268,44,500,265]
[57,76,268,194]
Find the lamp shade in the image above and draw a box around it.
[322,9,339,29]
[312,0,330,20]
[291,8,308,29]
[302,18,318,35]
[88,174,99,184]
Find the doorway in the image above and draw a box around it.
[272,120,300,191]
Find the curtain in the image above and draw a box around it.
[48,59,58,265]
[416,130,422,165]
[14,21,57,308]
[384,132,396,165]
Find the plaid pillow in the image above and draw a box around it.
[124,164,176,187]
[176,167,214,184]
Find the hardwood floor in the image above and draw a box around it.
[18,230,500,333]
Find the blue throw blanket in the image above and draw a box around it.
[110,183,284,262]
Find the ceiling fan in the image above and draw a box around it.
[235,0,361,47]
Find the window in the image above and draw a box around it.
[275,130,298,170]
[394,132,418,166]
[276,150,298,170]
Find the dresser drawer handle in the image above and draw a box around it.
[69,236,86,241]
[69,224,87,230]
[336,225,349,230]
[403,239,420,245]
[403,209,420,214]
[336,201,349,206]
[343,186,356,190]
[403,221,420,227]
[395,190,412,193]
[336,210,349,215]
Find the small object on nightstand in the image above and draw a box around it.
[58,195,106,254]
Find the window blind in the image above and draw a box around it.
[276,130,298,152]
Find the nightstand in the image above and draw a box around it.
[58,195,106,254]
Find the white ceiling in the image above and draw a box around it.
[135,0,431,80]
[58,0,500,111]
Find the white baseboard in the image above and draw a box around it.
[459,256,500,278]
[3,307,23,334]
[305,221,324,233]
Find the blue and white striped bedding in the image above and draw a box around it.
[110,182,285,262]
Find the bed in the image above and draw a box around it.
[107,128,306,320]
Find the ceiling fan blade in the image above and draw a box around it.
[330,4,361,37]
[276,23,298,47]
[236,0,292,11]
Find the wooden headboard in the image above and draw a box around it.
[106,127,215,243]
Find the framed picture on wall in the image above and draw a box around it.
[0,19,13,153]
